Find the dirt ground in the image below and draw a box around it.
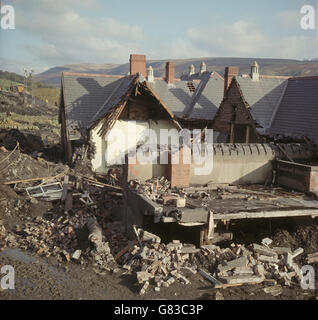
[0,246,316,301]
[1,217,318,300]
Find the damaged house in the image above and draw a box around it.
[57,55,318,247]
[59,54,224,177]
[212,61,318,145]
[212,61,290,143]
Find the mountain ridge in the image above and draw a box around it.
[34,57,318,87]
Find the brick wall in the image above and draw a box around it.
[168,147,190,188]
[213,80,255,133]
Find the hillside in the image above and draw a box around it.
[0,70,60,105]
[34,57,318,87]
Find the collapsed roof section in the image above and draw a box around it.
[60,67,224,140]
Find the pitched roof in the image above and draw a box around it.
[235,75,288,133]
[61,71,224,134]
[62,73,134,133]
[269,77,318,142]
[148,72,224,121]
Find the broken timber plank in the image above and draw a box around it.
[4,176,59,185]
[83,176,122,191]
[214,280,264,289]
[114,240,138,261]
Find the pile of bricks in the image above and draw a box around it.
[117,229,304,295]
[117,233,200,295]
[4,212,117,272]
[199,238,304,292]
[128,177,171,202]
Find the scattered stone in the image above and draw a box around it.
[264,285,283,296]
[71,249,82,260]
[218,275,264,285]
[258,255,279,264]
[291,248,304,259]
[218,257,248,272]
[272,247,292,254]
[261,238,273,246]
[137,271,153,284]
[61,250,71,262]
[252,244,277,257]
[139,281,149,295]
[214,292,224,300]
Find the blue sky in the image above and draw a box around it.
[0,0,317,74]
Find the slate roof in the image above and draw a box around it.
[269,77,318,142]
[235,76,288,133]
[61,71,224,135]
[148,72,223,121]
[62,73,134,133]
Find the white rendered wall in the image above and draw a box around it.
[91,120,178,173]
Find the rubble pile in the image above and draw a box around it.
[0,149,69,183]
[196,238,304,292]
[129,178,216,210]
[116,233,199,295]
[115,227,305,296]
[5,214,87,260]
[129,177,171,202]
[0,166,122,272]
[3,211,118,272]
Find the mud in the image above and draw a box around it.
[0,245,315,300]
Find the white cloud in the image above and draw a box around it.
[4,1,317,73]
[149,39,210,60]
[278,10,300,28]
[14,0,145,65]
[185,19,316,59]
[188,20,267,56]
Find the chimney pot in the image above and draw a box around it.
[147,66,154,82]
[130,54,147,77]
[189,64,195,76]
[200,62,207,74]
[251,61,259,81]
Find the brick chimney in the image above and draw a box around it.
[224,66,239,96]
[165,61,175,84]
[130,54,147,77]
